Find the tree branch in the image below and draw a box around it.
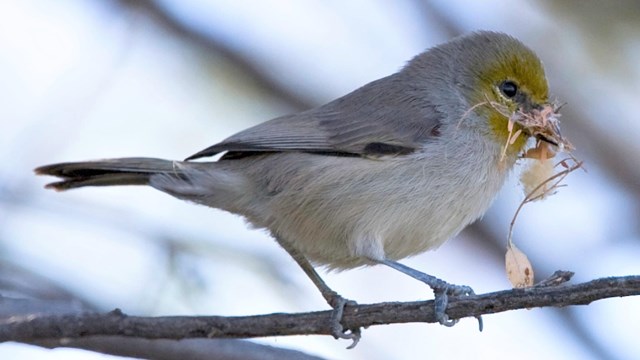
[2,275,638,343]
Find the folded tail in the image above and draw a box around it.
[34,157,186,191]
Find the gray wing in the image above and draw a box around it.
[186,73,445,161]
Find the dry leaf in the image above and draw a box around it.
[505,244,534,288]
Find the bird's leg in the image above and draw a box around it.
[274,236,361,348]
[375,259,483,331]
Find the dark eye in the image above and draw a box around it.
[499,81,518,98]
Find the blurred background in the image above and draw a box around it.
[1,0,639,359]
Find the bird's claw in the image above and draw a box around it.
[329,295,361,349]
[433,283,482,331]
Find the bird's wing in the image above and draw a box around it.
[186,75,445,160]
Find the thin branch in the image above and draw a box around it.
[1,275,638,343]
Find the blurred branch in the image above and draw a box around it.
[115,0,313,111]
[2,275,638,344]
[0,263,98,312]
[564,105,640,201]
[413,0,463,38]
[31,337,325,360]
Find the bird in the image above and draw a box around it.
[36,31,562,347]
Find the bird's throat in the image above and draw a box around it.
[488,112,528,157]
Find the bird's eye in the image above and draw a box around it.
[499,81,518,98]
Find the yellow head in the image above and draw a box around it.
[418,32,551,156]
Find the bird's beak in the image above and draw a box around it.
[514,102,572,151]
[535,134,559,147]
[533,119,562,146]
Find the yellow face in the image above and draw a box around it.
[469,47,550,154]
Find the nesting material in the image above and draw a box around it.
[462,99,582,288]
[500,102,582,288]
[520,157,555,200]
[514,103,572,152]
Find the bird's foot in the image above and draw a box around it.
[376,259,482,331]
[432,281,483,331]
[327,293,361,349]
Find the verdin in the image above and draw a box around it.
[36,31,563,345]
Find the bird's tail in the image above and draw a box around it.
[35,157,186,191]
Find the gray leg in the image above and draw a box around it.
[376,259,483,331]
[274,236,361,348]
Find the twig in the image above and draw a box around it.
[2,275,638,343]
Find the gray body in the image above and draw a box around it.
[155,135,508,269]
[38,32,536,270]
